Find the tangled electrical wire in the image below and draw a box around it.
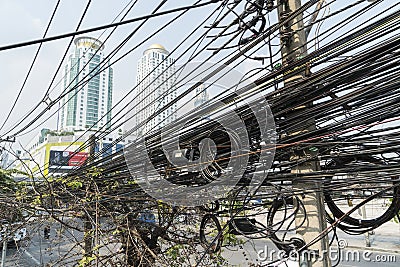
[1,0,400,266]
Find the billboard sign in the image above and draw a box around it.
[49,150,88,167]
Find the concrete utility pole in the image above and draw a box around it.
[277,1,331,266]
[1,226,7,267]
[1,242,6,267]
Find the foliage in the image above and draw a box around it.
[0,166,244,266]
[78,256,96,267]
[0,168,25,223]
[165,244,185,264]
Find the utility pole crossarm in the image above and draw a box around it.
[0,137,15,143]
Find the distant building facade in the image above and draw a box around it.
[0,150,10,169]
[135,44,177,135]
[60,37,113,132]
[194,83,209,108]
[16,129,124,177]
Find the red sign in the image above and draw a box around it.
[49,150,88,167]
[68,152,88,166]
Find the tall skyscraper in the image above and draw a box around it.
[135,44,177,135]
[194,83,209,108]
[60,37,113,132]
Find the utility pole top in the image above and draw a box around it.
[0,136,15,143]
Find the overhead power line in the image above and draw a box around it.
[0,0,221,52]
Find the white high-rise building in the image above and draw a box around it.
[135,44,177,135]
[194,83,209,108]
[60,37,113,132]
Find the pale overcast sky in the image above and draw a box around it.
[0,0,394,154]
[0,0,233,147]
